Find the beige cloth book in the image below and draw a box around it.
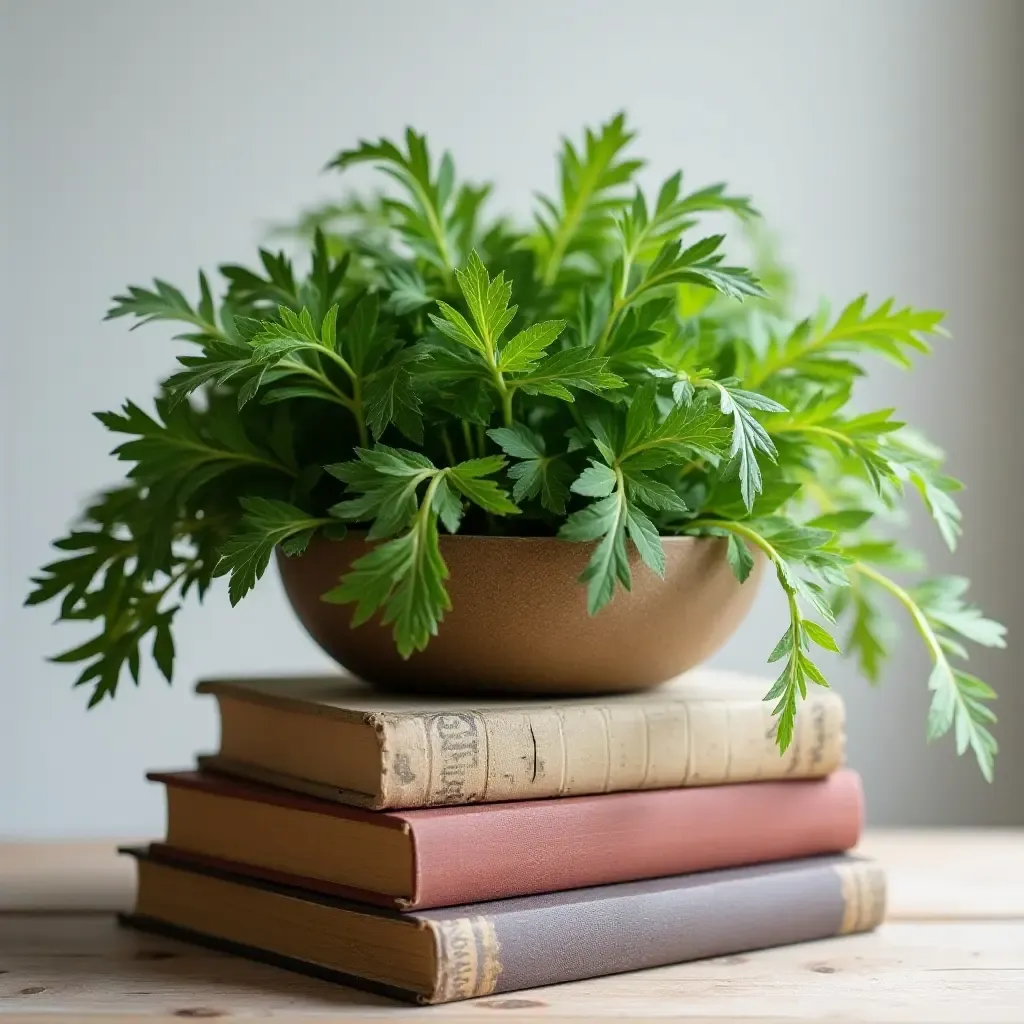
[196,670,844,810]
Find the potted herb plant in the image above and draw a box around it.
[28,114,1005,775]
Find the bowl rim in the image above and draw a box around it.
[309,529,719,546]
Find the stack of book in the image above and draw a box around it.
[121,670,885,1004]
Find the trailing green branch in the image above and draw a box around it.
[850,564,1004,780]
[684,516,844,754]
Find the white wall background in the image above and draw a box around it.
[3,0,1021,836]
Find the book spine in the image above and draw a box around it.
[411,770,864,909]
[376,690,844,808]
[425,858,886,1003]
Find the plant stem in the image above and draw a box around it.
[193,320,234,346]
[745,322,843,390]
[350,377,369,448]
[594,295,626,355]
[440,426,456,467]
[690,517,775,564]
[482,327,514,427]
[499,386,514,428]
[773,423,853,447]
[278,360,355,412]
[688,516,803,621]
[321,351,369,447]
[619,247,637,302]
[567,401,588,434]
[851,561,944,663]
[542,166,605,288]
[461,420,475,459]
[283,358,367,445]
[417,471,447,538]
[167,437,296,479]
[404,181,455,287]
[598,271,691,353]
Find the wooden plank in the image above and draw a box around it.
[0,842,137,913]
[0,913,1022,1020]
[0,1016,865,1023]
[1,834,1022,1019]
[857,829,1024,920]
[0,1017,910,1024]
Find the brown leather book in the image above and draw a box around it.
[196,669,845,809]
[148,769,863,910]
[120,848,886,1004]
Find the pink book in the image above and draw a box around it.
[148,768,863,909]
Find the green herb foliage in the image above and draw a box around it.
[29,115,1005,777]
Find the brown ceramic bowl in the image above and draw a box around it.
[277,532,762,696]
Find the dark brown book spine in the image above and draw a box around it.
[423,858,886,1002]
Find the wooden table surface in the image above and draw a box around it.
[1,831,1022,1022]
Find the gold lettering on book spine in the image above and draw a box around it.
[836,862,887,934]
[425,712,488,805]
[382,685,845,808]
[432,916,502,1002]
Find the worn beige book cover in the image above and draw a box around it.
[197,670,845,810]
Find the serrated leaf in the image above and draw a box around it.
[767,625,794,663]
[748,297,945,387]
[487,424,544,460]
[803,619,840,653]
[327,129,462,274]
[152,619,175,682]
[385,266,433,314]
[364,354,424,443]
[431,475,463,533]
[488,425,572,514]
[214,498,330,605]
[429,302,486,354]
[534,112,643,287]
[707,381,784,510]
[807,509,873,532]
[625,503,664,577]
[620,393,730,468]
[622,467,689,512]
[571,462,617,497]
[497,320,567,372]
[624,383,658,452]
[280,527,316,557]
[846,586,890,684]
[630,235,764,306]
[323,516,451,657]
[725,533,755,583]
[320,304,339,353]
[455,250,514,347]
[507,457,573,514]
[906,466,963,552]
[106,274,226,343]
[343,293,378,374]
[559,475,668,613]
[510,347,625,401]
[560,492,631,614]
[448,457,519,515]
[801,653,828,687]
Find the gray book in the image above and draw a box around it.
[119,847,885,1004]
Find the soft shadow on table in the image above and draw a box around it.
[3,913,401,1012]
